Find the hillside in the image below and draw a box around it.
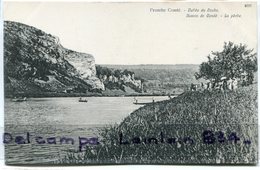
[101,64,200,83]
[4,21,104,97]
[61,84,258,164]
[4,21,155,97]
[101,64,204,94]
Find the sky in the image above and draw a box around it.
[3,1,257,65]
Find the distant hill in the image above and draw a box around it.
[100,64,203,94]
[100,64,200,83]
[100,64,199,70]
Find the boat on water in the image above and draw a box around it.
[133,97,155,105]
[12,97,27,102]
[133,101,154,105]
[78,97,88,103]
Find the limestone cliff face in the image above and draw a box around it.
[4,21,104,96]
[64,50,96,79]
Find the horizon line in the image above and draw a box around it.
[96,63,200,65]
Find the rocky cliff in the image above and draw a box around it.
[4,21,104,96]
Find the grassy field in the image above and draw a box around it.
[59,84,258,164]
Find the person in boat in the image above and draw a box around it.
[79,97,88,102]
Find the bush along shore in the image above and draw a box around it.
[59,84,257,164]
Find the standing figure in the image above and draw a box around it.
[190,83,197,91]
[227,79,233,90]
[220,77,227,91]
[200,82,204,91]
[233,78,238,90]
[222,79,228,91]
[206,81,211,91]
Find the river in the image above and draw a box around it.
[4,96,170,164]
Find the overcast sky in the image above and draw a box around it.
[3,2,257,65]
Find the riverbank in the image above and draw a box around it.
[59,83,258,164]
[5,91,182,98]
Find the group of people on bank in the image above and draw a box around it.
[190,77,239,92]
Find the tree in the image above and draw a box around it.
[96,65,112,76]
[195,42,257,85]
[123,69,133,76]
[114,69,121,78]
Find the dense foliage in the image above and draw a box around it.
[96,65,134,78]
[195,42,257,85]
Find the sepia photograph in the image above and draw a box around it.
[2,1,258,165]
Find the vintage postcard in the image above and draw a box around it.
[2,1,258,165]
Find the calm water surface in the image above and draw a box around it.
[4,96,169,164]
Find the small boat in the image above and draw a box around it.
[12,97,27,102]
[133,101,154,105]
[133,97,155,105]
[78,98,88,102]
